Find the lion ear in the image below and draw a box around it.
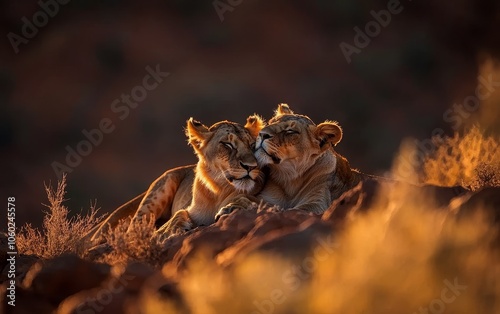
[245,114,265,138]
[315,121,342,148]
[273,103,294,117]
[186,117,211,148]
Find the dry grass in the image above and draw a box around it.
[16,174,104,258]
[100,216,166,267]
[422,125,500,189]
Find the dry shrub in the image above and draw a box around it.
[16,175,104,258]
[101,216,166,267]
[423,125,500,189]
[470,163,500,190]
[305,188,498,314]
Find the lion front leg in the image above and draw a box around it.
[156,210,194,238]
[215,195,257,222]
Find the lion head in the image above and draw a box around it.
[186,115,265,193]
[255,103,342,179]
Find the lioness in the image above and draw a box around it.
[85,115,265,243]
[154,117,265,236]
[255,104,362,214]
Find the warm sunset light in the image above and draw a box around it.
[2,2,499,313]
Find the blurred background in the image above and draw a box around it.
[1,0,500,228]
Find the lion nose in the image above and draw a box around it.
[259,131,273,140]
[240,161,257,172]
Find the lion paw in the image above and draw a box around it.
[156,210,194,238]
[215,204,241,222]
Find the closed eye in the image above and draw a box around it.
[221,142,234,150]
[285,130,299,135]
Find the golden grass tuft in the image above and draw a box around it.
[16,174,104,258]
[100,216,166,267]
[422,125,500,189]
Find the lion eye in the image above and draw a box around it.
[221,142,234,150]
[285,130,298,135]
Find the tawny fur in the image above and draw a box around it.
[84,115,265,244]
[84,165,194,245]
[136,116,265,236]
[255,104,362,214]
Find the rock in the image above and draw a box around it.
[56,285,130,314]
[1,284,55,314]
[217,206,259,232]
[323,182,370,222]
[160,209,259,276]
[83,243,113,261]
[30,254,111,305]
[1,254,39,284]
[451,187,500,223]
[323,179,469,223]
[162,207,327,275]
[57,262,183,314]
[218,217,333,267]
[249,209,315,238]
[323,176,392,223]
[417,184,468,207]
[118,261,157,292]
